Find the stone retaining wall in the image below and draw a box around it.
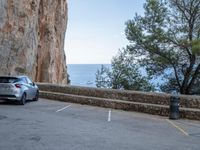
[37,83,200,109]
[40,91,170,117]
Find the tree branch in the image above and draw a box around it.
[181,55,196,93]
[172,64,181,89]
[186,63,200,94]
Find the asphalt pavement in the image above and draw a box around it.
[0,98,200,150]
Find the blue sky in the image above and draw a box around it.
[64,0,146,64]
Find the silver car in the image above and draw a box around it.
[0,76,39,105]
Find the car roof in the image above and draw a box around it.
[0,75,28,78]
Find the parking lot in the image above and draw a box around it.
[0,99,200,150]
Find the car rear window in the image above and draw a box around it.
[0,77,19,83]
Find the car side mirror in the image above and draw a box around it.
[29,82,35,86]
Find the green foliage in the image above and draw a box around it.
[67,73,71,84]
[125,0,200,94]
[192,39,200,55]
[95,65,110,88]
[95,49,155,92]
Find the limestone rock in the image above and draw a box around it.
[0,0,68,84]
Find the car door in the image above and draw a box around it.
[26,77,36,99]
[21,77,31,99]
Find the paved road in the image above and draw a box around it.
[0,99,200,150]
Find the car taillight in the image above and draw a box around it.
[15,84,21,88]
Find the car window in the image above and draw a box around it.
[26,77,33,84]
[21,77,28,84]
[0,77,18,83]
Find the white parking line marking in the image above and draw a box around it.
[108,110,111,122]
[56,105,71,112]
[166,119,189,136]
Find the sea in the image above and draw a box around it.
[67,64,163,89]
[67,64,111,87]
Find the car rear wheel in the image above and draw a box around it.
[19,93,26,105]
[33,91,39,101]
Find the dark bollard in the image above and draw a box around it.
[169,95,180,120]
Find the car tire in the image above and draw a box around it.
[33,91,39,101]
[19,93,26,105]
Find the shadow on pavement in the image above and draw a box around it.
[0,100,35,105]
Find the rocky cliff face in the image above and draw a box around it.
[0,0,68,84]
